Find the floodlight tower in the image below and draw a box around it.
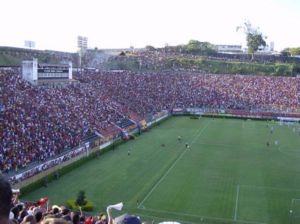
[77,36,88,73]
[24,40,35,49]
[24,40,36,59]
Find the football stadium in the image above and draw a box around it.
[1,1,300,224]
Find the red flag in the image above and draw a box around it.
[37,197,48,207]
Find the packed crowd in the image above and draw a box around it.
[1,68,299,174]
[0,175,143,224]
[81,70,299,114]
[1,69,123,173]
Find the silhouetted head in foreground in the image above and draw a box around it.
[0,175,12,224]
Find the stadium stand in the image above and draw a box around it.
[134,49,300,65]
[116,118,136,129]
[1,68,299,175]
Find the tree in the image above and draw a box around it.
[290,47,300,56]
[246,33,266,55]
[76,190,87,206]
[280,47,300,57]
[145,45,156,51]
[280,48,291,57]
[237,21,266,59]
[184,40,217,55]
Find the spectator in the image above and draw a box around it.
[107,207,141,224]
[1,69,299,176]
[0,175,12,224]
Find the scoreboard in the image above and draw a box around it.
[22,59,72,85]
[38,64,69,79]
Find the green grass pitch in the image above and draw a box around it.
[23,117,300,224]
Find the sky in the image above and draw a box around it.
[0,0,299,52]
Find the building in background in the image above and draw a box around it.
[257,41,275,54]
[218,41,277,55]
[216,45,242,54]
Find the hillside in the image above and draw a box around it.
[0,46,78,66]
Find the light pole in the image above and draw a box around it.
[77,36,88,73]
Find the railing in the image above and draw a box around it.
[6,108,299,186]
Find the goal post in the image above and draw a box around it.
[289,199,300,224]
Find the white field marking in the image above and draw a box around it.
[234,185,240,221]
[138,204,145,209]
[138,121,211,208]
[290,198,296,210]
[240,184,300,192]
[133,213,198,224]
[277,146,300,157]
[137,207,267,224]
[289,198,300,211]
